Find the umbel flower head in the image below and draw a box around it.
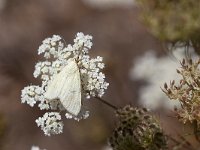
[21,32,109,136]
[109,105,167,150]
[163,58,200,128]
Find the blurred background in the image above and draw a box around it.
[0,0,195,149]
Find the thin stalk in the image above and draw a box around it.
[193,120,200,143]
[168,135,195,150]
[95,97,118,110]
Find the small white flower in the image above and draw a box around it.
[31,145,46,150]
[31,146,40,150]
[21,32,109,135]
[21,85,44,107]
[36,112,63,136]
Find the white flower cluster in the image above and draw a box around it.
[36,112,63,136]
[21,32,109,136]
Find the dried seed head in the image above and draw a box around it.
[171,80,175,86]
[164,83,168,89]
[182,59,185,65]
[176,69,180,74]
[109,105,167,150]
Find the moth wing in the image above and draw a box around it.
[59,64,81,116]
[44,60,81,116]
[44,63,74,100]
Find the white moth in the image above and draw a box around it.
[44,59,81,116]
